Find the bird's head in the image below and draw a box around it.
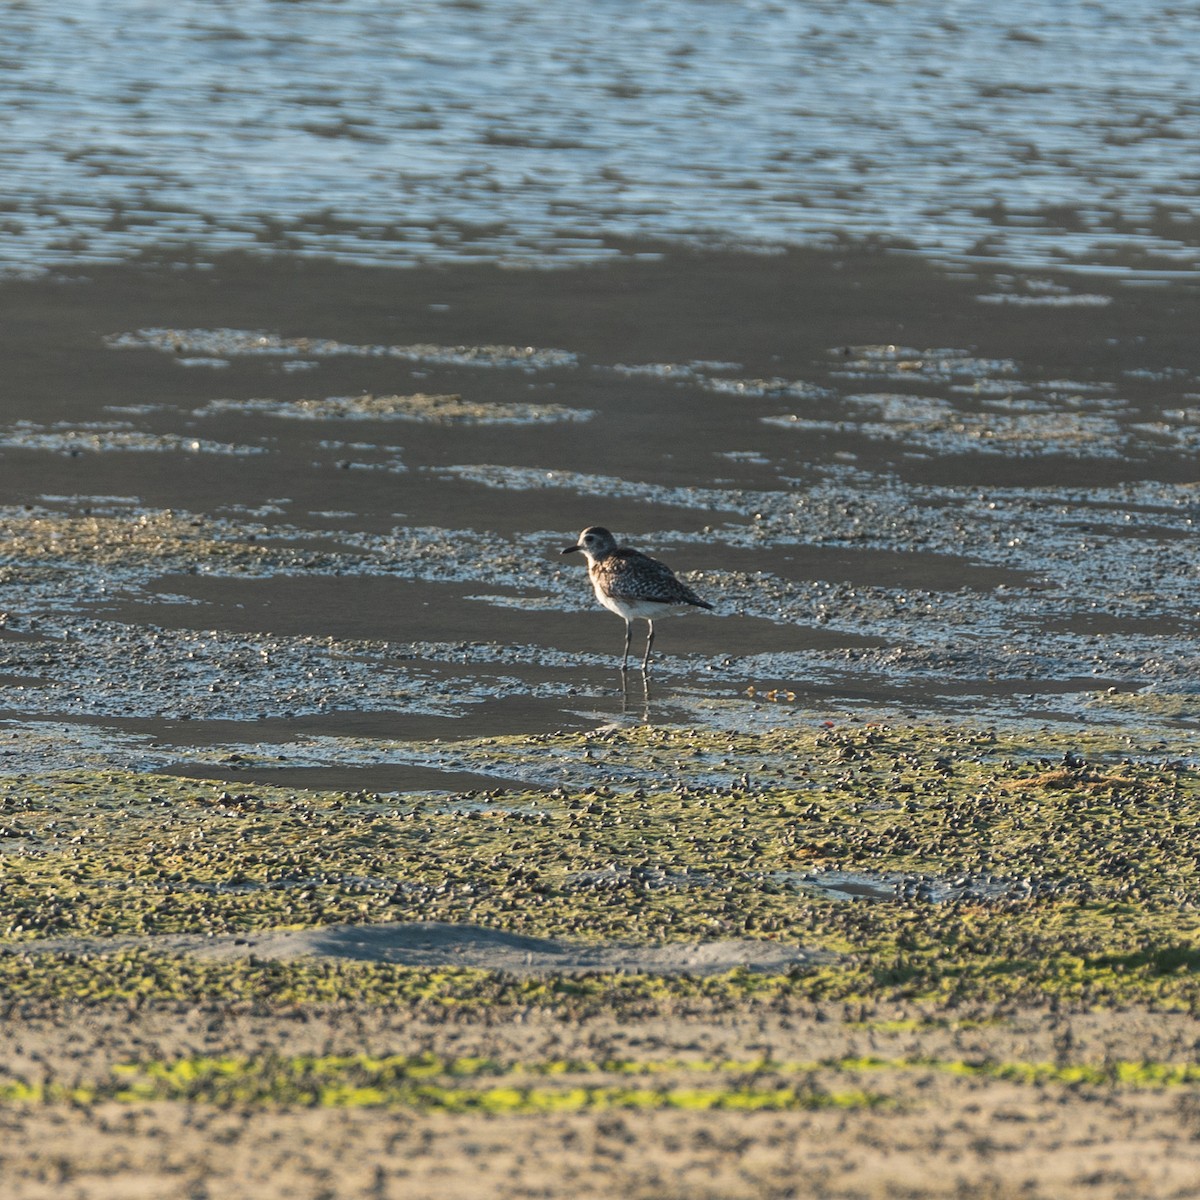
[561,526,618,563]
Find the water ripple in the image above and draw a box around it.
[2,0,1199,274]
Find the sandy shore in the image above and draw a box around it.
[3,1001,1200,1199]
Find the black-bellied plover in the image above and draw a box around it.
[561,526,712,671]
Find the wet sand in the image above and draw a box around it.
[2,244,1199,753]
[5,1004,1200,1200]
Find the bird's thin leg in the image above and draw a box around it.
[641,620,655,671]
[620,620,632,671]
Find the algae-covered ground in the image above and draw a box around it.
[5,722,1200,1198]
[5,722,1200,1010]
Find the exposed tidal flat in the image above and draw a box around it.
[5,722,1200,1003]
[1,241,1200,1195]
[4,0,1200,1186]
[5,723,1200,1197]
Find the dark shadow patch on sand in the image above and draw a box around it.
[7,922,827,976]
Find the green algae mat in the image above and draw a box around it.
[10,1050,1200,1115]
[3,721,1200,1011]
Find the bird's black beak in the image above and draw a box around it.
[561,543,581,555]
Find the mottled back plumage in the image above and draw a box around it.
[590,545,711,609]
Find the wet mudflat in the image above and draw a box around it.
[3,244,1200,1199]
[4,0,1200,1193]
[1,245,1198,767]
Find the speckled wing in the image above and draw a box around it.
[594,549,713,608]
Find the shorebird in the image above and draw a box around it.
[561,526,712,670]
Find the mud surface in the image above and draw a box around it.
[3,244,1200,1200]
[11,923,823,976]
[3,248,1200,1200]
[4,4,1200,1196]
[2,247,1200,776]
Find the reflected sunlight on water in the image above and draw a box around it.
[2,0,1198,275]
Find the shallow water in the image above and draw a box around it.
[3,0,1200,276]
